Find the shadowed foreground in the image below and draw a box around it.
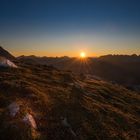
[0,63,139,140]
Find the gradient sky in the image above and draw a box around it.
[0,0,140,57]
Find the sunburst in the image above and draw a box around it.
[80,52,86,58]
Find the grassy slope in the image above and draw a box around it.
[0,63,140,140]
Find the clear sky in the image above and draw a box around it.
[0,0,140,57]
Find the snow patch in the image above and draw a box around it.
[8,102,20,117]
[0,57,17,68]
[23,113,37,129]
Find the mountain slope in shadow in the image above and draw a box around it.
[18,55,140,86]
[0,63,139,140]
[0,46,15,60]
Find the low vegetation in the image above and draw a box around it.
[0,63,140,140]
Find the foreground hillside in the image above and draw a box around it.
[0,63,140,140]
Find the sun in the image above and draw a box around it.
[80,52,86,58]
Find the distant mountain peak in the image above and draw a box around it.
[0,46,15,60]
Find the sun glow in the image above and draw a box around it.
[80,52,86,58]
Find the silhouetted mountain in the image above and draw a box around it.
[18,55,140,86]
[0,46,15,60]
[17,55,71,66]
[99,54,140,63]
[0,48,140,140]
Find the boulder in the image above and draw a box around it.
[8,102,20,117]
[23,113,37,129]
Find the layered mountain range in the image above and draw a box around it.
[0,46,139,140]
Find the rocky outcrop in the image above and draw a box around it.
[0,46,15,60]
[0,57,17,68]
[8,102,20,117]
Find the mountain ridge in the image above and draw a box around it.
[17,54,140,86]
[0,46,15,60]
[0,47,139,140]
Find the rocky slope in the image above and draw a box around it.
[0,46,15,60]
[0,63,139,140]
